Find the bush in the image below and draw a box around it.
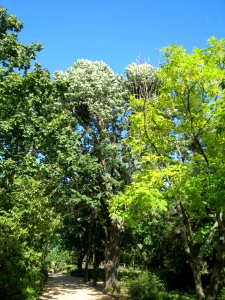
[128,272,165,300]
[0,215,49,300]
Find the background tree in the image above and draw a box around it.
[125,62,159,99]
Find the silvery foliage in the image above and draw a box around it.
[55,59,128,121]
[125,63,159,98]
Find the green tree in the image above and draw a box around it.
[112,38,225,300]
[0,7,66,299]
[0,7,42,72]
[55,59,130,292]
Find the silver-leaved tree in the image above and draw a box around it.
[55,59,130,292]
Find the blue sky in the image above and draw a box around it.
[1,0,225,75]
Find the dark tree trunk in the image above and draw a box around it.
[77,253,85,273]
[207,269,221,300]
[206,211,225,300]
[104,217,122,293]
[92,228,102,286]
[92,252,98,286]
[93,250,102,286]
[177,202,206,300]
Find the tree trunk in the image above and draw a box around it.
[177,202,206,300]
[92,253,98,286]
[206,270,221,300]
[206,211,225,300]
[190,261,205,300]
[77,253,85,273]
[84,250,90,282]
[104,217,122,293]
[92,228,101,286]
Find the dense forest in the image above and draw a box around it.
[0,7,225,300]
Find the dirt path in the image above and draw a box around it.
[39,273,115,300]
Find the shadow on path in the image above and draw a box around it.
[39,273,115,300]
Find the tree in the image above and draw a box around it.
[112,38,225,300]
[0,7,42,72]
[54,59,130,292]
[0,7,67,299]
[125,62,159,99]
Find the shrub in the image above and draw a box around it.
[128,272,165,300]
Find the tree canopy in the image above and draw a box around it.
[111,37,225,300]
[1,6,225,300]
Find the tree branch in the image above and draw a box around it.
[198,220,218,260]
[143,96,162,156]
[177,201,193,259]
[185,87,209,165]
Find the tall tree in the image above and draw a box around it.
[112,38,225,300]
[55,59,129,292]
[0,7,68,299]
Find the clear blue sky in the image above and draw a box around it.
[1,0,225,75]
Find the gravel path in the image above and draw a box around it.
[39,273,115,300]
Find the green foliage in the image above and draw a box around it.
[161,290,196,300]
[127,272,165,300]
[0,7,43,71]
[54,59,129,202]
[1,6,225,299]
[111,38,225,300]
[46,244,74,271]
[53,59,131,291]
[0,7,64,299]
[0,212,49,299]
[0,175,59,299]
[121,38,225,219]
